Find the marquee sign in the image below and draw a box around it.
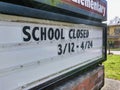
[0,0,107,89]
[0,22,103,84]
[0,20,105,89]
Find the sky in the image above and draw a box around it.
[107,0,120,22]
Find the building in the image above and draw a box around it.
[108,24,120,48]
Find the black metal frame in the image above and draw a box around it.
[103,26,107,60]
[0,1,107,90]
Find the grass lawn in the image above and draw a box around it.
[103,55,120,80]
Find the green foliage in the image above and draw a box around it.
[51,0,61,6]
[103,55,120,80]
[43,0,61,6]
